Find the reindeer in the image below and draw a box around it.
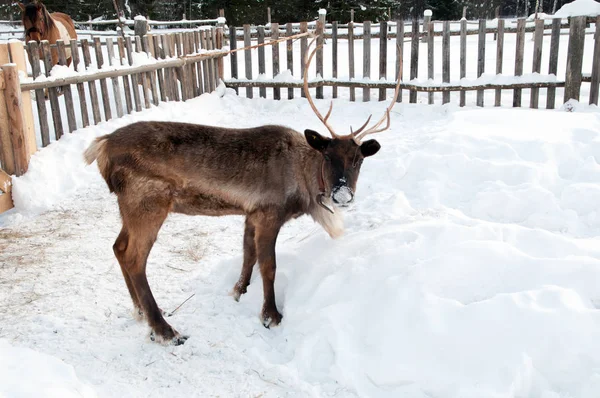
[83,37,402,345]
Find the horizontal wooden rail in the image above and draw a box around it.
[21,49,228,91]
[224,79,566,92]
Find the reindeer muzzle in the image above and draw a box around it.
[332,185,354,206]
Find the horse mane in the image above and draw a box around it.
[24,2,55,34]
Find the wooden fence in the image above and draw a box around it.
[225,15,599,109]
[0,27,226,214]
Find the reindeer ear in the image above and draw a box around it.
[304,129,331,152]
[360,139,381,157]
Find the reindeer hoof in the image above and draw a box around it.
[261,307,283,328]
[149,326,187,345]
[231,282,248,302]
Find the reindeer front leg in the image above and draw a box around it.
[254,211,284,328]
[232,217,257,301]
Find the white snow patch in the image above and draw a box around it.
[1,90,600,398]
[424,9,433,17]
[0,339,97,398]
[554,0,600,17]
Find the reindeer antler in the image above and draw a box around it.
[351,47,402,144]
[303,36,339,139]
[303,38,402,143]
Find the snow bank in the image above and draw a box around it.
[0,340,97,398]
[2,92,600,397]
[554,0,600,17]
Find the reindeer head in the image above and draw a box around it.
[303,37,401,208]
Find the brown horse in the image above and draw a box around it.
[19,1,77,67]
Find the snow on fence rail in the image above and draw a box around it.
[0,28,226,213]
[225,16,599,108]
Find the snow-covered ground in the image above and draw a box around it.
[1,87,600,397]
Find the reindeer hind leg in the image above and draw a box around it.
[117,192,187,345]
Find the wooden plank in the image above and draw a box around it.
[379,20,387,101]
[125,36,143,110]
[243,24,252,98]
[144,35,160,104]
[530,19,544,108]
[546,18,561,109]
[194,31,204,96]
[56,40,77,133]
[106,38,124,117]
[208,29,217,92]
[349,21,355,101]
[272,23,280,100]
[225,79,565,91]
[0,191,13,213]
[168,34,181,100]
[210,28,219,87]
[396,19,404,103]
[460,18,467,106]
[513,18,526,107]
[189,32,199,96]
[70,39,89,127]
[1,65,28,176]
[8,41,35,157]
[161,34,174,101]
[117,36,134,113]
[181,32,192,100]
[564,16,587,102]
[427,21,434,104]
[153,34,168,101]
[0,168,11,193]
[442,21,451,104]
[137,35,152,106]
[495,19,504,106]
[0,167,13,214]
[316,19,324,99]
[362,20,371,102]
[0,45,15,174]
[174,33,188,101]
[286,23,294,99]
[41,40,63,139]
[216,26,225,81]
[257,26,266,98]
[476,19,486,107]
[26,41,50,148]
[200,30,210,94]
[332,21,338,99]
[300,22,308,98]
[229,26,238,94]
[590,16,600,105]
[409,19,419,103]
[93,37,113,120]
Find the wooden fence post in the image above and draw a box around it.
[1,64,29,176]
[316,10,325,99]
[564,16,587,102]
[229,26,238,94]
[0,168,13,213]
[589,16,600,105]
[422,10,432,43]
[8,41,36,159]
[134,17,148,37]
[0,45,15,176]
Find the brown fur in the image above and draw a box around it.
[84,121,380,345]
